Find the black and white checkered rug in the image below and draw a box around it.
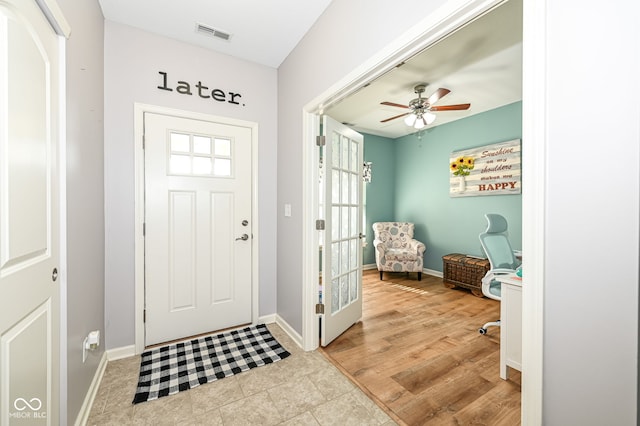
[132,324,290,404]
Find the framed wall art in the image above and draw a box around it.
[449,139,521,197]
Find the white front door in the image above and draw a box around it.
[0,0,65,423]
[320,116,364,346]
[144,113,253,346]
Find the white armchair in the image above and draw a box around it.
[372,222,426,281]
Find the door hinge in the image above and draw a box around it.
[315,303,325,314]
[316,135,326,147]
[315,220,325,230]
[142,134,145,149]
[143,309,146,323]
[143,223,146,236]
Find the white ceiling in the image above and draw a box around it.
[326,0,523,138]
[98,0,333,69]
[98,0,522,139]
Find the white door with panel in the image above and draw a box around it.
[320,116,364,346]
[0,0,65,423]
[144,113,253,346]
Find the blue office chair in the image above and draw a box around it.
[478,213,521,335]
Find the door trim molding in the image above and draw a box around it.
[300,0,542,423]
[133,103,260,354]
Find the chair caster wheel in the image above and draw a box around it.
[478,328,487,335]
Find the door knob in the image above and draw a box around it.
[235,234,249,241]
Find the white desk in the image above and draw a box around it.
[496,273,522,379]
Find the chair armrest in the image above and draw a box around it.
[373,239,386,254]
[407,239,426,256]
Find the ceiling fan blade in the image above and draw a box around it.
[380,101,409,109]
[380,112,410,123]
[427,88,451,105]
[430,103,471,111]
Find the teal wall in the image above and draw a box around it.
[363,101,522,271]
[362,134,396,264]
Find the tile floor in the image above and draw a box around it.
[87,324,397,425]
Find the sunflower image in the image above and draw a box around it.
[450,155,474,176]
[464,157,475,168]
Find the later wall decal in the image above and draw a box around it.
[156,71,244,106]
[449,139,521,197]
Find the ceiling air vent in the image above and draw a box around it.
[196,23,232,41]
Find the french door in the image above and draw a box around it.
[320,116,364,346]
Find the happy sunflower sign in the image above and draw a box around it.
[449,139,521,197]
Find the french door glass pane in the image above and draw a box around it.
[332,133,340,168]
[340,275,349,310]
[331,278,340,314]
[349,271,357,302]
[331,206,340,241]
[332,170,340,204]
[331,242,340,277]
[350,140,358,172]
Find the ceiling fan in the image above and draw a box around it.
[380,84,471,129]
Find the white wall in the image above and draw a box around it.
[541,0,639,424]
[278,0,639,423]
[56,0,106,423]
[104,22,278,349]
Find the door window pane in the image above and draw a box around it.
[332,132,341,169]
[214,138,231,156]
[332,170,340,204]
[350,140,358,172]
[341,136,349,170]
[193,136,211,154]
[340,275,349,310]
[193,157,212,174]
[331,278,340,314]
[170,133,190,152]
[331,243,340,276]
[167,133,233,177]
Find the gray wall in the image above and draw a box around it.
[103,22,278,349]
[278,0,639,423]
[57,0,105,423]
[277,0,448,342]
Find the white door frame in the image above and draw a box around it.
[133,103,260,354]
[300,0,543,423]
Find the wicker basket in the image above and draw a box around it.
[442,253,490,297]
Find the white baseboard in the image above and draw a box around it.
[275,314,303,349]
[364,264,442,278]
[74,352,108,426]
[106,344,136,361]
[257,314,277,324]
[424,268,443,278]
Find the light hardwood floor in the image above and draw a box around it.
[320,269,521,426]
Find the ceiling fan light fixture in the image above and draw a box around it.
[424,112,436,125]
[404,114,417,126]
[413,116,426,129]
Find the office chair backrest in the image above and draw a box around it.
[479,214,519,270]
